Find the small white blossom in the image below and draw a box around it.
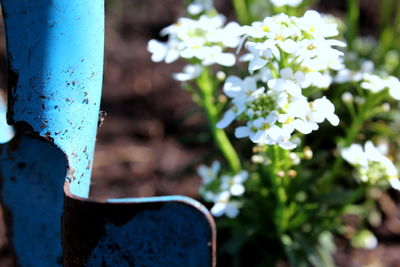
[244,40,278,73]
[217,76,265,128]
[210,191,240,218]
[148,13,241,68]
[197,160,221,185]
[298,10,339,38]
[187,0,213,15]
[311,96,340,126]
[341,141,400,188]
[361,73,385,93]
[173,64,202,81]
[268,68,304,96]
[221,171,249,196]
[384,76,400,100]
[147,39,180,63]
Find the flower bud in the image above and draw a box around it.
[303,146,313,159]
[341,92,353,103]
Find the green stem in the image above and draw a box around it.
[377,0,395,63]
[346,0,359,50]
[197,69,242,173]
[232,0,251,25]
[268,145,287,235]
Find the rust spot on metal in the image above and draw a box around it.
[44,132,54,143]
[68,167,76,181]
[13,121,54,144]
[98,110,107,127]
[17,162,26,170]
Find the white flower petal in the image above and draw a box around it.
[210,202,226,217]
[225,203,240,218]
[389,178,400,191]
[235,126,252,138]
[217,110,236,129]
[230,184,245,196]
[250,130,268,143]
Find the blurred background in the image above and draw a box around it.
[0,0,399,265]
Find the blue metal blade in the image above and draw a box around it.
[0,136,66,266]
[63,196,216,267]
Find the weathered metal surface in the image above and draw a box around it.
[0,1,216,266]
[0,135,66,266]
[63,195,216,267]
[1,0,104,197]
[0,96,13,143]
[0,0,104,265]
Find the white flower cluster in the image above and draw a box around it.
[341,141,400,190]
[336,60,400,100]
[218,11,343,150]
[147,13,242,81]
[198,161,248,218]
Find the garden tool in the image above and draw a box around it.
[0,1,215,266]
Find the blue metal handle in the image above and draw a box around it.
[1,0,104,198]
[0,1,104,265]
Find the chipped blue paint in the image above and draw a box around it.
[0,96,13,143]
[1,0,104,197]
[0,0,104,266]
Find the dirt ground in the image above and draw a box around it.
[0,0,399,266]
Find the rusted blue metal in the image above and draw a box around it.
[0,0,216,266]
